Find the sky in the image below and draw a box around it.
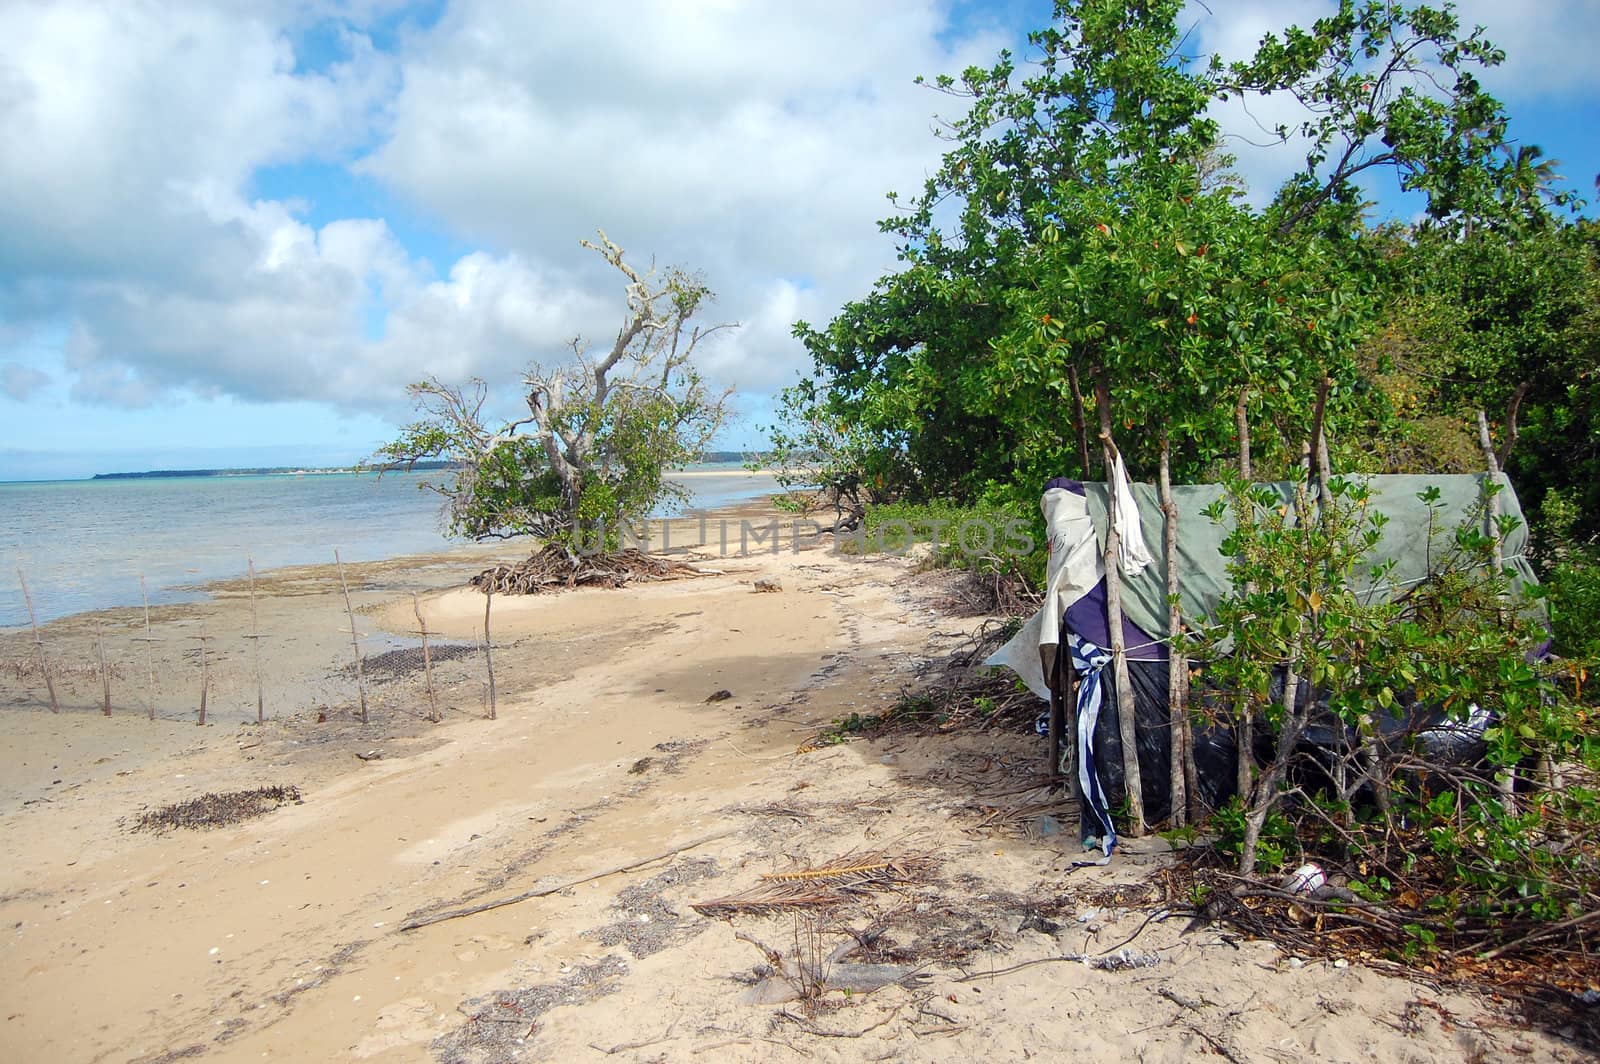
[1,0,1596,481]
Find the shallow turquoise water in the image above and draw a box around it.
[0,467,777,626]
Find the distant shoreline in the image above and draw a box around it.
[83,451,762,481]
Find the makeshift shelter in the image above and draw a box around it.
[987,470,1540,859]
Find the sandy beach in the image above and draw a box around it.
[0,502,1586,1063]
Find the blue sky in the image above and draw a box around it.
[1,0,1596,481]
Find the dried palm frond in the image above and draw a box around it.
[692,849,936,919]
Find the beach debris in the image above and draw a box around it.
[434,955,628,1059]
[355,749,383,761]
[472,546,703,595]
[734,924,932,1006]
[133,785,302,833]
[592,857,721,959]
[398,828,737,931]
[1282,862,1326,894]
[704,689,733,703]
[753,576,782,593]
[692,847,935,918]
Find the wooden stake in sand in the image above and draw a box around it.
[247,555,264,724]
[196,620,210,726]
[17,568,58,713]
[139,574,157,721]
[95,620,112,716]
[412,593,440,723]
[482,588,497,720]
[334,549,369,725]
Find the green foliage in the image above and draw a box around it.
[1194,474,1597,940]
[1546,558,1600,669]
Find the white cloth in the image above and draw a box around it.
[1110,454,1153,578]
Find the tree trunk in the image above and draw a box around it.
[1235,387,1252,480]
[1069,364,1094,478]
[1498,382,1528,470]
[1095,374,1146,836]
[1159,428,1188,828]
[1310,378,1333,513]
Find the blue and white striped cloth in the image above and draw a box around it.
[1070,633,1118,862]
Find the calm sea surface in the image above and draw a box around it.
[0,466,779,627]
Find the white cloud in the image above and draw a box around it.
[0,0,1017,429]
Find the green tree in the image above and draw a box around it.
[378,233,734,546]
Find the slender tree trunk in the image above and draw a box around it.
[1233,391,1253,802]
[1095,374,1146,835]
[1159,427,1188,827]
[1310,378,1333,512]
[1235,387,1252,480]
[1477,409,1517,812]
[1498,382,1528,470]
[1068,364,1094,478]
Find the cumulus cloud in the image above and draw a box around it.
[1,362,51,402]
[0,0,1018,428]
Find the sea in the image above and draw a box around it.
[0,465,780,628]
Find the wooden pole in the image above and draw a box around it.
[482,589,497,720]
[1477,409,1517,811]
[197,620,209,726]
[1234,393,1254,804]
[17,568,58,713]
[140,574,156,721]
[1094,373,1146,835]
[413,593,440,723]
[1159,428,1188,827]
[247,555,264,724]
[95,620,112,716]
[335,550,369,725]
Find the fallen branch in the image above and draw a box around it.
[398,827,736,931]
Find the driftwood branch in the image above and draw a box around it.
[397,828,736,932]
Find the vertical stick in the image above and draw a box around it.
[1159,428,1187,828]
[1476,409,1516,812]
[1234,393,1255,803]
[197,620,209,727]
[17,568,58,713]
[247,555,264,724]
[96,620,112,716]
[1094,373,1146,836]
[335,549,369,725]
[482,589,497,720]
[140,574,156,721]
[413,593,440,723]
